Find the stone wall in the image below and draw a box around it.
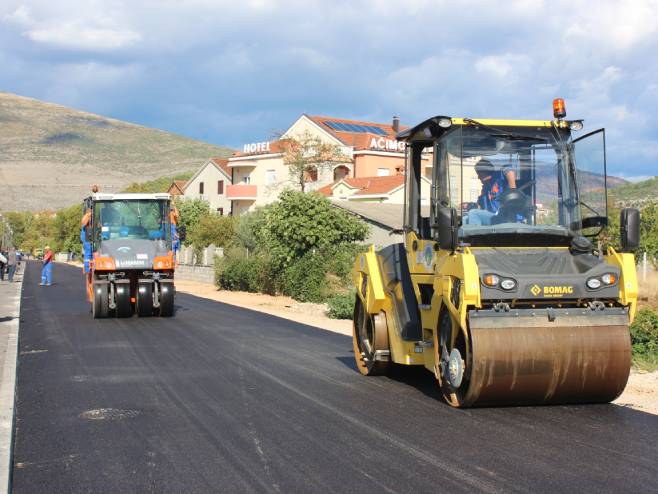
[175,264,215,284]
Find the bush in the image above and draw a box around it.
[630,308,658,369]
[281,251,329,303]
[189,214,235,249]
[326,289,356,319]
[215,254,279,294]
[264,190,368,269]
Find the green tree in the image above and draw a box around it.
[53,204,83,255]
[263,190,368,268]
[279,132,350,192]
[189,214,236,249]
[175,198,211,245]
[124,172,193,193]
[232,208,268,254]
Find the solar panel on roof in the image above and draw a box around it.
[323,120,391,136]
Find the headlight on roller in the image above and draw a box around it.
[438,117,452,128]
[601,273,616,285]
[500,278,517,291]
[482,274,500,287]
[587,278,602,289]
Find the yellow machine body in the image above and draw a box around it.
[351,114,639,407]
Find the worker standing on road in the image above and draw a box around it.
[40,246,53,286]
[7,247,17,282]
[0,250,6,281]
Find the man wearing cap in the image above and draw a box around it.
[40,246,53,286]
[467,159,517,226]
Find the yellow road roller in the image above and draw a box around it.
[352,99,640,407]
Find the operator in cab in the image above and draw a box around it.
[466,159,517,225]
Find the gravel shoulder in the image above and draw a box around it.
[175,278,658,416]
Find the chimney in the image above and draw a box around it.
[392,116,400,133]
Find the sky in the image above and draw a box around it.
[1,0,657,180]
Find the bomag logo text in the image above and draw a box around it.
[531,284,574,297]
[544,286,573,295]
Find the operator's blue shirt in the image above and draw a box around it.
[477,170,509,214]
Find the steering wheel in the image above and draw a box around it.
[499,189,528,212]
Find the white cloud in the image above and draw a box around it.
[474,54,532,81]
[25,22,141,51]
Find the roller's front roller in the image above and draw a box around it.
[353,297,390,375]
[436,309,631,407]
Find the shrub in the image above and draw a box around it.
[189,214,235,249]
[326,289,356,319]
[630,308,658,369]
[264,190,369,269]
[281,251,329,303]
[215,254,280,295]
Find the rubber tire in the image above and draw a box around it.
[92,283,110,319]
[115,282,133,318]
[136,282,154,317]
[158,281,175,317]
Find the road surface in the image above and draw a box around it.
[12,262,658,493]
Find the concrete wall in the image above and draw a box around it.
[175,264,215,284]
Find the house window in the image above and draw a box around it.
[199,181,204,194]
[218,180,224,194]
[242,175,251,184]
[266,170,276,184]
[377,168,390,177]
[217,208,224,216]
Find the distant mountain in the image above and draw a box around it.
[608,176,658,207]
[533,168,627,204]
[0,92,233,211]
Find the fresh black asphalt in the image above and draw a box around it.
[11,261,658,493]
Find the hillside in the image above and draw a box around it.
[0,92,233,211]
[609,176,658,207]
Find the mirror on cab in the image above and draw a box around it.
[437,207,459,252]
[178,225,187,242]
[620,208,640,251]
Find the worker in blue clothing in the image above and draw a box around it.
[466,159,517,226]
[40,246,53,286]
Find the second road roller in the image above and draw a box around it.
[352,99,640,407]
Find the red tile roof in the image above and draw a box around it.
[210,158,231,177]
[168,180,188,195]
[307,115,408,150]
[318,175,405,197]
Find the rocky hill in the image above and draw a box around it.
[0,92,232,211]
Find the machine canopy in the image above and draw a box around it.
[422,122,608,245]
[93,199,172,246]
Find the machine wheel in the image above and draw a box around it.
[352,297,390,376]
[115,282,133,318]
[136,281,154,317]
[158,281,175,317]
[92,282,110,319]
[434,308,472,407]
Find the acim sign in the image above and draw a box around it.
[243,141,271,153]
[370,137,405,152]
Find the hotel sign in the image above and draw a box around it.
[243,141,271,153]
[369,137,405,152]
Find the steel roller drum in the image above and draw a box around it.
[461,312,631,407]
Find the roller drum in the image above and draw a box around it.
[462,312,631,407]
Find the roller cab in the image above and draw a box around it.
[81,192,182,318]
[352,102,641,407]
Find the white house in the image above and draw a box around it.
[183,158,232,215]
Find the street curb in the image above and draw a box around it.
[0,265,23,493]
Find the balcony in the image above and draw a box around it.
[226,184,257,201]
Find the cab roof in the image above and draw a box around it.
[89,193,172,201]
[397,116,573,142]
